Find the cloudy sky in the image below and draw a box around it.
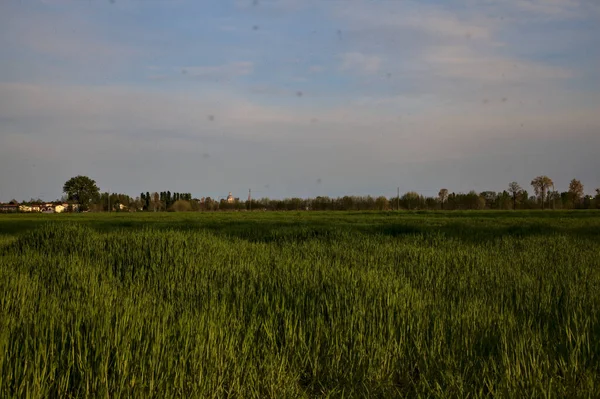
[1,0,599,201]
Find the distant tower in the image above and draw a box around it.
[227,192,234,203]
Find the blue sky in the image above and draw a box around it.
[1,0,599,201]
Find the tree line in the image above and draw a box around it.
[139,192,193,212]
[52,175,600,212]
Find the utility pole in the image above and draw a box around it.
[108,190,110,213]
[248,188,252,211]
[397,187,400,211]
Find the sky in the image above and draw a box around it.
[1,0,599,202]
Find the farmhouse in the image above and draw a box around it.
[0,200,19,213]
[18,202,76,213]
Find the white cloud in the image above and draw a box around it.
[2,8,139,63]
[0,83,302,141]
[235,0,310,12]
[512,0,581,16]
[335,2,492,41]
[424,45,574,82]
[179,62,254,80]
[339,52,382,74]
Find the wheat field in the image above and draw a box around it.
[0,211,599,397]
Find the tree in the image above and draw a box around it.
[508,182,522,210]
[464,191,486,210]
[530,176,554,210]
[438,188,449,210]
[132,196,143,211]
[63,175,100,211]
[171,199,192,212]
[401,192,423,210]
[375,196,389,211]
[498,190,512,210]
[480,191,497,209]
[568,179,584,207]
[151,192,161,212]
[547,190,561,209]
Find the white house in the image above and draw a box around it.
[19,204,42,212]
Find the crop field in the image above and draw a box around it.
[0,211,599,398]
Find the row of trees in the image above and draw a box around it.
[61,177,197,212]
[140,192,193,211]
[399,177,593,211]
[60,175,600,212]
[88,192,134,212]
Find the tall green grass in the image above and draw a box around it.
[0,213,599,397]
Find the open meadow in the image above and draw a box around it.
[1,211,599,398]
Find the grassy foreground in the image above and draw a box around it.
[0,211,599,397]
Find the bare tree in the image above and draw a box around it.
[530,176,554,210]
[568,179,584,206]
[438,188,449,210]
[508,182,522,210]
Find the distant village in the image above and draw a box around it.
[0,200,126,213]
[0,193,235,214]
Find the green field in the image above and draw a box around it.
[1,211,599,398]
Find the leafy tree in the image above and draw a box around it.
[530,176,554,210]
[171,200,192,212]
[401,192,423,210]
[63,175,100,211]
[498,190,512,210]
[375,196,389,211]
[547,190,561,209]
[464,191,486,210]
[508,182,522,210]
[132,196,143,211]
[568,179,584,207]
[438,188,448,210]
[480,191,497,209]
